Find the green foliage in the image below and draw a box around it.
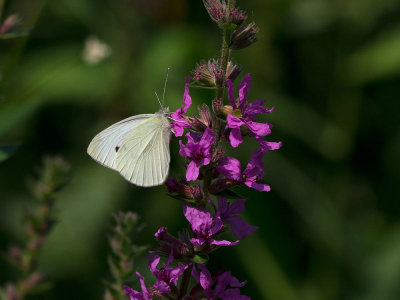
[0,0,399,299]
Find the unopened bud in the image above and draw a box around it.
[230,22,259,50]
[192,59,223,87]
[183,115,208,133]
[198,104,212,128]
[221,105,234,116]
[203,0,247,27]
[0,14,20,34]
[226,61,241,82]
[212,99,223,114]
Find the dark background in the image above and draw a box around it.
[1,0,400,299]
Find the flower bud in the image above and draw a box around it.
[212,98,223,114]
[183,115,208,133]
[221,105,234,116]
[203,0,247,27]
[198,104,212,128]
[230,22,259,50]
[0,14,20,34]
[226,61,241,82]
[192,59,223,87]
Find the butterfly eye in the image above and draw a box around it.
[115,146,120,152]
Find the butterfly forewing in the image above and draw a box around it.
[116,114,171,187]
[87,114,155,170]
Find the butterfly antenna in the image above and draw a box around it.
[162,68,170,109]
[154,89,163,110]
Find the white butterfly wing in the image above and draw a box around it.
[87,114,155,170]
[116,114,171,187]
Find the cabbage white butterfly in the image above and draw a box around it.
[87,71,172,187]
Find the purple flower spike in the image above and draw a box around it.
[217,149,271,192]
[183,203,239,248]
[192,264,250,300]
[179,128,215,181]
[226,73,274,147]
[215,197,258,239]
[171,76,192,137]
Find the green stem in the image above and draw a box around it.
[202,0,233,204]
[178,263,193,299]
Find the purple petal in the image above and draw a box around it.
[149,254,160,274]
[199,128,215,149]
[227,199,246,215]
[182,76,192,113]
[243,150,264,179]
[259,141,282,152]
[186,160,200,181]
[229,127,243,148]
[238,73,251,109]
[216,156,242,181]
[246,121,271,138]
[229,276,248,288]
[244,100,273,117]
[213,271,232,297]
[227,114,244,128]
[186,131,201,143]
[217,197,230,216]
[183,203,213,234]
[197,264,212,291]
[228,215,258,239]
[169,262,189,284]
[226,79,236,109]
[220,289,250,300]
[209,215,224,236]
[136,272,150,300]
[245,181,271,192]
[211,239,240,246]
[171,113,190,137]
[199,156,211,166]
[190,237,206,247]
[154,280,170,294]
[124,286,145,300]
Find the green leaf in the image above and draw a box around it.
[192,253,209,264]
[0,143,20,163]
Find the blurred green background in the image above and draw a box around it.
[1,0,400,299]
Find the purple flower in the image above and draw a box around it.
[192,264,250,300]
[124,273,150,300]
[217,149,270,192]
[154,227,194,259]
[183,203,239,248]
[124,251,190,299]
[214,197,258,239]
[149,252,190,293]
[179,128,215,181]
[226,73,273,147]
[171,76,192,137]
